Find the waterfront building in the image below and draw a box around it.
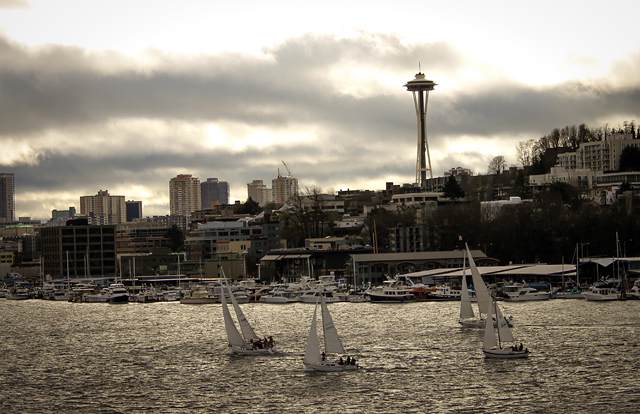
[115,221,171,255]
[80,190,127,225]
[169,174,201,217]
[405,71,437,189]
[126,200,143,222]
[0,173,15,223]
[185,220,263,261]
[201,178,229,209]
[40,222,117,278]
[247,179,272,206]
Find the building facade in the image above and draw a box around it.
[40,223,117,278]
[557,133,638,172]
[272,175,298,205]
[125,200,143,222]
[201,178,229,209]
[170,174,201,217]
[80,190,127,225]
[0,173,15,223]
[247,179,272,206]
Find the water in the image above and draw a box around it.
[1,299,639,413]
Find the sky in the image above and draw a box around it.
[1,0,639,221]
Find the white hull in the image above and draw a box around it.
[505,293,550,301]
[582,293,619,301]
[483,348,530,359]
[459,317,514,328]
[554,292,584,299]
[303,361,359,372]
[300,295,340,304]
[229,345,278,356]
[260,296,299,303]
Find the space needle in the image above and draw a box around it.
[404,69,437,189]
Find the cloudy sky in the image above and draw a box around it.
[1,1,639,221]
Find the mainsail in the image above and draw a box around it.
[459,252,475,320]
[321,296,345,354]
[466,244,491,316]
[226,284,259,342]
[483,297,498,350]
[495,301,515,343]
[221,289,246,347]
[304,301,322,364]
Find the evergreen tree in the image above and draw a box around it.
[442,175,465,200]
[619,146,640,172]
[164,225,185,252]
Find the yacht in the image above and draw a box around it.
[504,284,551,301]
[106,283,129,304]
[582,279,620,301]
[365,276,417,303]
[260,289,301,303]
[299,288,342,303]
[180,286,217,304]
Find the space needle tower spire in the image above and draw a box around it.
[404,66,437,189]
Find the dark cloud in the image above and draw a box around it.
[1,32,639,220]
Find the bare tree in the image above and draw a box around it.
[515,139,536,167]
[487,155,506,174]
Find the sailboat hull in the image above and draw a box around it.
[229,345,277,356]
[303,361,359,372]
[483,348,529,359]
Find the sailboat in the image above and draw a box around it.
[303,296,359,372]
[221,283,277,355]
[459,244,512,328]
[482,295,529,358]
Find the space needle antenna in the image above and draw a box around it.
[404,68,437,188]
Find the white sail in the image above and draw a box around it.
[466,244,491,316]
[304,301,322,365]
[459,252,475,320]
[226,285,259,342]
[483,296,498,350]
[221,289,246,347]
[321,296,345,354]
[495,302,515,343]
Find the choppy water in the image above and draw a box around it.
[1,298,639,413]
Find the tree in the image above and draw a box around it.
[164,225,185,252]
[442,175,465,200]
[487,156,506,174]
[619,146,640,172]
[516,139,536,167]
[235,197,262,215]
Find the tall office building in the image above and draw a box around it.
[126,200,143,222]
[201,178,229,209]
[80,190,127,224]
[247,179,272,206]
[169,174,201,217]
[0,173,15,222]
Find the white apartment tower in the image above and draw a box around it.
[80,190,127,224]
[247,180,273,206]
[170,174,201,216]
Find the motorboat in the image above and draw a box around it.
[299,288,342,303]
[106,283,129,304]
[582,278,620,301]
[504,284,550,301]
[180,286,217,304]
[260,289,301,303]
[365,275,417,303]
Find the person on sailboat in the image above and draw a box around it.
[321,352,326,361]
[338,357,344,365]
[346,356,351,365]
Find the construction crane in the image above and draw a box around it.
[281,160,294,178]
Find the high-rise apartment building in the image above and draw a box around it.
[169,174,201,217]
[201,178,229,209]
[272,174,298,205]
[557,133,638,172]
[247,179,273,206]
[80,190,126,224]
[0,173,15,223]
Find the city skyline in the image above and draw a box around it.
[1,1,639,220]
